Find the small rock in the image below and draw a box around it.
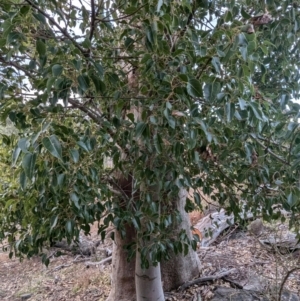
[20,293,32,300]
[248,219,264,236]
[211,286,268,301]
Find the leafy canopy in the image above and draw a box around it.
[0,0,300,264]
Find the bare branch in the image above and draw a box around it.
[96,4,146,23]
[279,267,300,301]
[89,0,96,41]
[68,98,102,123]
[85,256,112,266]
[0,56,37,79]
[179,268,237,291]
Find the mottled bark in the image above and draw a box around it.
[106,224,136,301]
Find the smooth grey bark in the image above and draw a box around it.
[135,253,165,301]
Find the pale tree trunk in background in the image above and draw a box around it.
[106,188,201,301]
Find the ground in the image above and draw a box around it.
[1,219,300,301]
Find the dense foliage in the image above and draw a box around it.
[0,0,300,265]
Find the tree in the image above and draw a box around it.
[1,0,300,300]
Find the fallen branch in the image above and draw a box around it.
[46,263,72,273]
[179,268,236,291]
[195,209,236,247]
[279,267,300,301]
[73,257,92,263]
[85,256,112,266]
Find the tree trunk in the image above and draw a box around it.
[135,253,165,301]
[106,188,201,301]
[106,224,136,301]
[161,188,201,291]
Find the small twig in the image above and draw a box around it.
[73,257,92,263]
[25,0,88,56]
[279,267,300,301]
[85,256,112,266]
[46,251,57,260]
[96,4,146,23]
[89,0,96,41]
[46,263,72,273]
[179,268,236,291]
[0,56,36,78]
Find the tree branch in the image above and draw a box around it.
[171,0,197,52]
[279,267,300,301]
[254,138,290,166]
[68,98,102,123]
[89,0,96,41]
[24,0,88,56]
[0,56,37,79]
[179,268,237,291]
[85,256,112,266]
[96,4,146,23]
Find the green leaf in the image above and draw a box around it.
[203,82,221,101]
[72,59,81,71]
[124,7,138,14]
[153,134,163,154]
[12,146,21,166]
[77,141,89,152]
[131,216,141,230]
[57,173,65,186]
[92,61,104,78]
[238,98,247,110]
[52,64,63,77]
[77,75,90,92]
[241,7,251,19]
[18,137,30,153]
[174,142,184,158]
[91,75,106,94]
[33,13,46,24]
[287,193,298,208]
[135,122,147,138]
[20,171,27,189]
[36,39,46,57]
[195,118,213,143]
[288,122,298,132]
[211,57,221,73]
[187,79,202,97]
[70,192,80,208]
[50,215,58,232]
[42,135,63,160]
[69,149,79,163]
[247,41,256,54]
[248,102,263,121]
[46,77,55,93]
[194,192,201,207]
[22,153,36,179]
[65,220,74,236]
[226,102,235,122]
